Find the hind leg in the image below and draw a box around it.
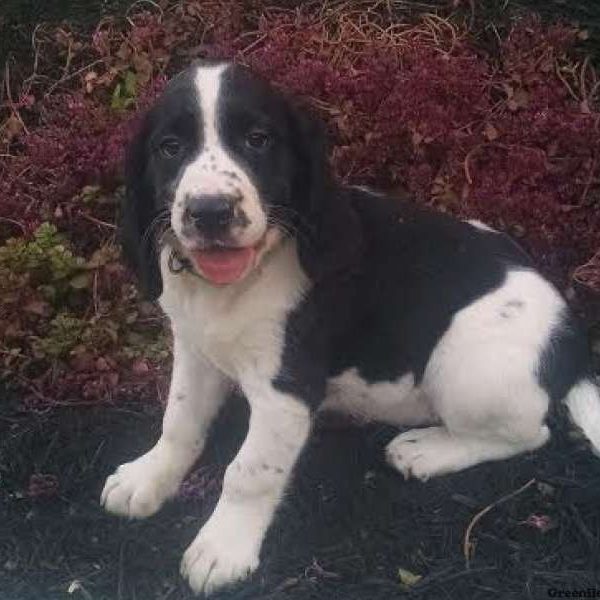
[386,423,549,481]
[386,353,551,481]
[385,268,565,481]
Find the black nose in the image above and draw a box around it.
[186,195,235,234]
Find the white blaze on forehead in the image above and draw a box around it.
[195,63,227,147]
[171,63,268,248]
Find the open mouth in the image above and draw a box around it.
[179,228,282,286]
[188,244,258,285]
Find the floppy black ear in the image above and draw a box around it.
[290,104,363,283]
[119,114,163,301]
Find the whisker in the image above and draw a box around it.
[141,210,171,247]
[268,216,304,245]
[267,211,315,252]
[268,206,314,234]
[269,204,315,235]
[157,224,175,247]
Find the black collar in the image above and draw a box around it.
[167,247,205,281]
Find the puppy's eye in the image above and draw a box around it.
[245,130,271,150]
[159,138,181,158]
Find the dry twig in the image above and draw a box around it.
[463,478,537,568]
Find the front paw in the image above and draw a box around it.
[181,518,260,596]
[101,451,182,518]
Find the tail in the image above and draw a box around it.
[566,379,600,456]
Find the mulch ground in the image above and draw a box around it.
[2,386,600,600]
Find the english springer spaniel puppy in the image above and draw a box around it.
[101,59,600,595]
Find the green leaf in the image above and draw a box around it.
[39,284,57,302]
[69,272,91,289]
[86,244,119,269]
[125,311,138,324]
[123,70,137,97]
[398,567,422,587]
[111,83,123,110]
[78,185,102,203]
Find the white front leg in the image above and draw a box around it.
[101,335,229,518]
[181,385,311,595]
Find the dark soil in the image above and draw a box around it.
[2,387,600,600]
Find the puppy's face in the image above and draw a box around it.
[125,61,316,291]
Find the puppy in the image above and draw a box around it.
[101,60,600,595]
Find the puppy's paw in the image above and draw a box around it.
[101,450,182,518]
[385,426,463,481]
[181,516,260,596]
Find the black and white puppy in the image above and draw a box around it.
[101,60,600,595]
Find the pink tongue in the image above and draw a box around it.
[190,247,255,285]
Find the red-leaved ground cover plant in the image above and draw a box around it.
[1,1,599,409]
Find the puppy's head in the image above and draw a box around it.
[121,60,328,299]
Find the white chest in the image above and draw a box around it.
[158,241,309,381]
